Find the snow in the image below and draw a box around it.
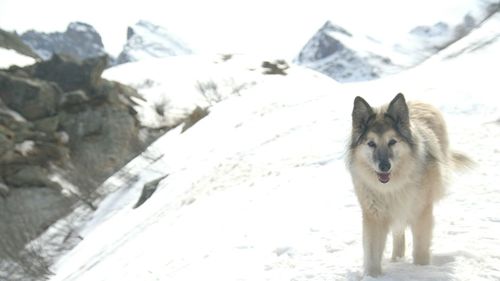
[103,54,267,128]
[122,20,192,59]
[0,48,36,68]
[46,14,500,279]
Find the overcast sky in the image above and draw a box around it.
[0,0,482,58]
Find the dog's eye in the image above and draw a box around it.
[388,139,397,146]
[367,141,376,148]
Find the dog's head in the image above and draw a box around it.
[350,93,414,184]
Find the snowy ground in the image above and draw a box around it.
[44,15,500,280]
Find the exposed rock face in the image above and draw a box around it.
[30,54,107,92]
[0,54,151,257]
[0,72,61,120]
[115,20,192,65]
[21,22,107,61]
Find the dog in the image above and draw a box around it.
[346,93,471,277]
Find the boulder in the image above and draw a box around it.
[31,54,107,92]
[0,71,61,120]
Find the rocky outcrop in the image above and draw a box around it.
[0,54,152,256]
[115,20,192,65]
[0,29,39,59]
[20,22,107,61]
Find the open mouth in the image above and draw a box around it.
[377,172,391,184]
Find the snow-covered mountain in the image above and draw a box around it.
[21,22,107,60]
[115,20,193,65]
[294,21,399,82]
[296,1,499,82]
[15,11,499,281]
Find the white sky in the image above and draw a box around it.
[0,0,482,58]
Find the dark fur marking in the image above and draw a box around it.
[350,93,416,151]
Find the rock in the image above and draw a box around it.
[0,181,9,197]
[181,106,209,132]
[0,43,153,265]
[59,104,142,184]
[20,22,107,61]
[0,127,14,157]
[0,186,73,253]
[4,165,53,188]
[33,115,60,133]
[0,71,61,120]
[133,175,168,208]
[31,54,107,92]
[262,60,289,75]
[59,90,89,109]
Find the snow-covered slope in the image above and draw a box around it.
[44,11,500,280]
[103,54,265,129]
[115,20,193,65]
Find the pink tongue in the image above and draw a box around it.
[377,173,390,184]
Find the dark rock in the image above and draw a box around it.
[0,186,73,253]
[0,130,14,157]
[20,22,106,61]
[33,115,60,133]
[262,60,289,75]
[0,71,61,120]
[31,54,107,92]
[182,106,209,132]
[4,165,53,188]
[0,180,9,197]
[133,175,168,208]
[59,90,89,109]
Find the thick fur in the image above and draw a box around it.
[346,93,471,277]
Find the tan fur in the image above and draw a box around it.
[347,94,471,277]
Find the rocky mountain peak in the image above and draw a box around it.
[21,22,107,61]
[295,20,393,82]
[115,20,192,65]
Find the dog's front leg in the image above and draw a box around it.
[411,204,433,265]
[362,213,389,277]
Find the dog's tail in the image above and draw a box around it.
[450,151,475,172]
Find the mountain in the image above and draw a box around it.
[21,22,107,61]
[296,1,499,82]
[115,20,193,65]
[294,21,398,82]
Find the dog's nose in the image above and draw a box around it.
[379,160,391,172]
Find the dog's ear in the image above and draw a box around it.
[352,96,374,130]
[387,93,409,128]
